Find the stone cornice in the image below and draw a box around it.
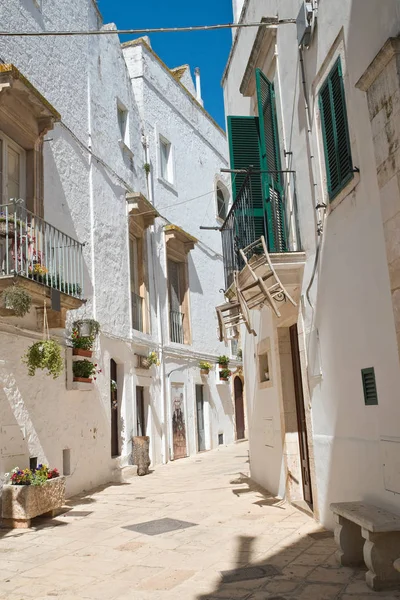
[356,37,400,92]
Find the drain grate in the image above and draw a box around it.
[123,517,197,536]
[221,564,281,583]
[308,530,334,540]
[63,511,93,518]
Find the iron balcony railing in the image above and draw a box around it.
[0,201,84,298]
[170,310,184,344]
[131,292,144,332]
[221,169,302,289]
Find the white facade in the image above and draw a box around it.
[222,0,400,528]
[0,0,239,502]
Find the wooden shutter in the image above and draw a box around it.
[227,116,265,243]
[319,58,353,200]
[361,367,378,406]
[256,69,286,252]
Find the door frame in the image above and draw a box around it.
[195,384,206,452]
[234,375,245,440]
[289,324,313,507]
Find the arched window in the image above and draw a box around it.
[216,182,229,221]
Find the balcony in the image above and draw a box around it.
[0,202,84,327]
[131,292,144,332]
[170,310,184,344]
[218,169,306,338]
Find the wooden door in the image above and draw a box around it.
[289,324,313,506]
[136,386,146,436]
[196,385,206,452]
[110,359,120,457]
[171,384,187,459]
[234,376,245,440]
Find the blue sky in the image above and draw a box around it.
[97,0,233,129]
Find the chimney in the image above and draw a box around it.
[194,67,203,107]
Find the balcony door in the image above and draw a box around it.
[0,134,26,205]
[168,259,184,344]
[110,359,120,458]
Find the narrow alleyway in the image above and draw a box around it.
[0,443,399,600]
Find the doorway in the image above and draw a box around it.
[171,383,187,459]
[196,384,206,452]
[289,324,313,506]
[110,359,120,458]
[234,376,245,440]
[136,386,146,436]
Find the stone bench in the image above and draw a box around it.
[331,501,400,591]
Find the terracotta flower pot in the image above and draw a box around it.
[200,369,209,375]
[73,377,92,383]
[220,377,229,381]
[73,348,93,358]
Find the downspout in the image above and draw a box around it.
[298,47,326,308]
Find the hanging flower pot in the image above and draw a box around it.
[23,340,64,379]
[2,287,32,317]
[73,319,100,339]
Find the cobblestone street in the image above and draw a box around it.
[0,442,399,600]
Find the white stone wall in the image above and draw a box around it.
[0,0,236,500]
[124,41,237,458]
[223,0,400,527]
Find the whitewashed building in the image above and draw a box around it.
[221,0,400,528]
[0,0,240,503]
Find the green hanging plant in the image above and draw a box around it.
[2,286,32,317]
[23,340,64,379]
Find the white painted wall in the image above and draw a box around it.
[224,0,400,527]
[0,0,237,502]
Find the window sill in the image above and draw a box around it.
[158,176,178,195]
[327,171,360,215]
[118,139,134,158]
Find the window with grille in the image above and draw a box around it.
[319,58,353,201]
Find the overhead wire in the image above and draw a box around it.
[0,20,297,38]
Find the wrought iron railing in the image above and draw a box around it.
[220,169,302,289]
[170,310,184,344]
[131,292,144,332]
[0,201,84,298]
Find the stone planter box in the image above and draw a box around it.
[73,376,92,383]
[132,436,150,476]
[1,476,66,528]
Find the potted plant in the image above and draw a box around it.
[2,464,65,528]
[199,361,213,375]
[73,319,100,339]
[220,368,232,382]
[146,351,160,367]
[217,355,230,369]
[1,286,32,317]
[23,340,64,379]
[70,327,94,358]
[0,214,26,237]
[72,359,100,383]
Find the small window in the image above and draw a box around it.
[160,137,173,183]
[117,103,128,145]
[29,457,38,471]
[258,352,270,383]
[218,433,224,445]
[63,449,71,476]
[319,57,353,200]
[361,367,378,406]
[216,184,229,221]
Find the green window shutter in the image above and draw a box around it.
[319,58,353,200]
[256,69,286,252]
[361,367,378,406]
[227,116,265,243]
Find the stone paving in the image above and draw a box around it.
[1,441,400,599]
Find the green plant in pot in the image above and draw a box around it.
[219,368,232,381]
[146,351,160,367]
[2,286,32,317]
[72,359,100,383]
[217,355,230,368]
[71,319,100,358]
[199,361,213,375]
[23,340,64,379]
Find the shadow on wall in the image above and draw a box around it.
[216,381,235,417]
